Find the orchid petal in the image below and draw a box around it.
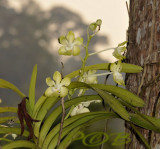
[46,77,55,86]
[113,72,125,86]
[53,71,62,84]
[70,106,78,116]
[11,134,17,140]
[61,77,71,86]
[66,31,75,43]
[81,101,91,107]
[78,107,90,114]
[74,37,83,45]
[113,47,126,60]
[72,46,80,56]
[45,87,54,97]
[60,87,68,97]
[58,46,67,55]
[59,36,68,45]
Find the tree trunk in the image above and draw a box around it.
[125,0,160,148]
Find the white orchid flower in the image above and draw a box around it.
[70,100,101,116]
[58,31,83,56]
[112,41,127,60]
[45,71,71,97]
[81,100,101,107]
[83,70,98,84]
[78,70,98,96]
[110,61,125,86]
[112,47,126,60]
[70,104,90,116]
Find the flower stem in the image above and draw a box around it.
[79,55,84,62]
[88,47,115,56]
[83,72,113,78]
[79,36,91,78]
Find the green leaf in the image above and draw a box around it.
[65,63,110,78]
[65,63,142,78]
[33,96,60,137]
[118,41,128,46]
[68,82,89,89]
[2,140,36,149]
[0,127,29,137]
[42,112,117,149]
[130,113,160,132]
[68,82,145,107]
[57,114,117,149]
[48,113,117,149]
[48,115,103,149]
[93,88,130,121]
[33,95,47,118]
[119,100,157,129]
[0,107,17,113]
[28,64,37,113]
[121,63,143,73]
[0,79,25,98]
[0,117,17,123]
[91,84,144,107]
[0,138,13,143]
[38,95,102,147]
[57,127,82,149]
[129,122,151,149]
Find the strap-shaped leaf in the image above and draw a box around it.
[91,84,144,107]
[33,96,59,137]
[130,113,160,132]
[93,88,130,121]
[48,114,115,149]
[0,107,17,113]
[0,127,29,137]
[42,112,117,149]
[119,99,157,128]
[2,140,36,149]
[57,127,80,149]
[47,112,160,149]
[38,95,102,147]
[0,79,25,98]
[56,115,117,149]
[28,64,37,113]
[121,63,143,73]
[0,138,13,143]
[129,122,151,149]
[33,95,47,118]
[66,63,142,78]
[68,82,145,107]
[0,117,17,123]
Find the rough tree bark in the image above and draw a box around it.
[125,0,160,148]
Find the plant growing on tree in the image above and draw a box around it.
[0,19,159,149]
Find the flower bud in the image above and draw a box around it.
[96,19,102,26]
[89,23,97,31]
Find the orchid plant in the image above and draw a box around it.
[0,20,159,149]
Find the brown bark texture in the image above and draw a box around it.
[125,0,160,148]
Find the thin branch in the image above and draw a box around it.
[61,62,64,78]
[88,47,115,56]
